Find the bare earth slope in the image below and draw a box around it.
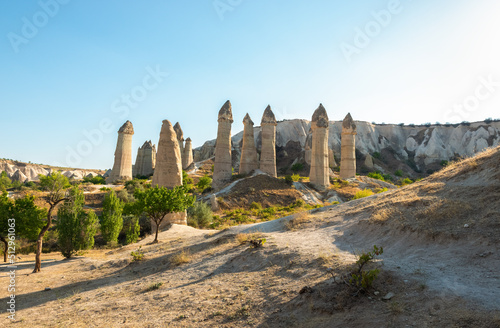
[1,147,500,327]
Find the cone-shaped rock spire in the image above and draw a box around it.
[340,113,357,180]
[309,104,329,190]
[213,101,234,189]
[107,121,134,183]
[259,105,277,177]
[152,120,182,188]
[182,137,194,170]
[239,113,258,174]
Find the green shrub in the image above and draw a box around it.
[250,202,263,210]
[399,178,413,186]
[196,175,212,193]
[187,201,213,228]
[440,160,449,167]
[83,176,105,185]
[382,174,392,181]
[131,246,144,261]
[291,163,304,172]
[57,187,99,258]
[367,172,384,181]
[284,175,293,184]
[182,171,194,191]
[372,152,381,159]
[394,170,403,177]
[123,215,140,245]
[100,190,124,244]
[349,245,383,291]
[291,174,300,182]
[353,189,374,199]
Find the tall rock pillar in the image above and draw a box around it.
[239,113,258,174]
[340,113,357,180]
[107,120,134,183]
[309,104,329,190]
[260,105,277,177]
[152,120,186,226]
[182,137,194,170]
[212,100,233,190]
[174,122,184,164]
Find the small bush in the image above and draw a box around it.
[131,246,144,261]
[250,202,263,210]
[83,176,105,185]
[171,250,191,265]
[123,215,140,245]
[146,282,163,292]
[382,174,392,181]
[291,174,300,182]
[349,245,383,291]
[284,175,293,184]
[196,175,212,193]
[440,160,449,167]
[353,189,374,200]
[291,163,304,172]
[399,178,413,186]
[367,172,384,181]
[372,152,381,159]
[394,170,403,177]
[187,201,213,228]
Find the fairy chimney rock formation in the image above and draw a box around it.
[133,140,156,177]
[260,105,277,177]
[239,113,259,174]
[212,100,234,190]
[152,120,183,188]
[182,137,194,170]
[309,104,330,190]
[173,122,184,161]
[340,113,357,180]
[107,120,134,183]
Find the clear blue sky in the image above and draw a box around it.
[1,0,499,169]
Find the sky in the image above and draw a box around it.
[1,0,500,169]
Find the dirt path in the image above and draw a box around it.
[231,202,500,311]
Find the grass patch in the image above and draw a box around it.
[171,250,191,266]
[353,189,374,200]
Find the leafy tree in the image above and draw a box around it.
[134,186,194,243]
[100,190,124,244]
[196,175,212,193]
[0,193,45,262]
[123,215,140,245]
[0,192,12,262]
[56,187,99,258]
[34,172,71,272]
[182,171,194,191]
[0,171,12,192]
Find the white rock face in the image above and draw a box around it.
[194,120,500,173]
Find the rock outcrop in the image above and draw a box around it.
[107,120,134,183]
[183,138,193,170]
[152,120,182,188]
[133,140,156,178]
[309,104,330,190]
[239,113,259,174]
[260,105,277,177]
[213,100,234,190]
[340,113,357,180]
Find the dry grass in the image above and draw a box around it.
[171,249,191,265]
[285,211,310,231]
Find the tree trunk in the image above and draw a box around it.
[0,236,7,262]
[33,201,61,273]
[153,219,159,244]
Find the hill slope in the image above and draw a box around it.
[1,147,499,327]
